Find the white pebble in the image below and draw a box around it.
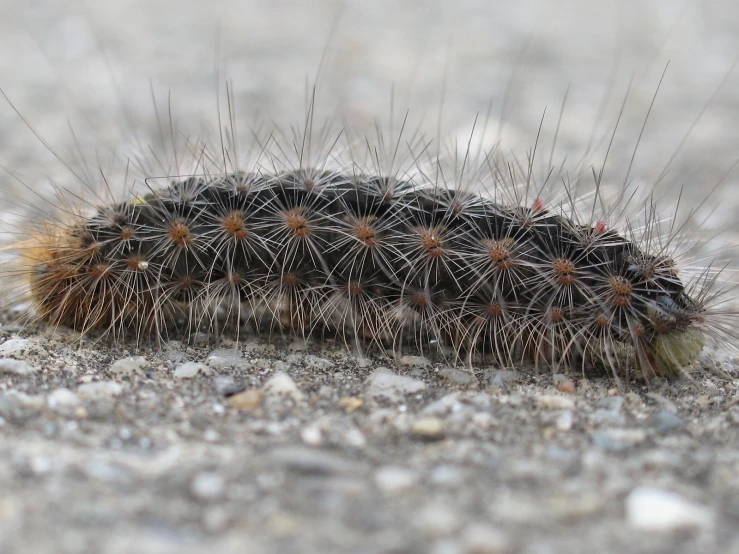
[190,472,225,501]
[439,367,476,386]
[48,388,81,408]
[203,429,221,442]
[29,456,55,475]
[534,395,575,410]
[173,362,209,379]
[429,465,467,487]
[0,338,41,358]
[300,425,323,446]
[77,381,123,399]
[343,428,367,448]
[423,393,463,416]
[366,371,427,403]
[556,410,574,431]
[472,412,498,430]
[593,429,647,451]
[374,466,420,494]
[0,358,36,375]
[110,356,147,376]
[263,371,304,402]
[625,487,713,532]
[206,348,249,369]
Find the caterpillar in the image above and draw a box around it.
[1,89,733,385]
[1,9,737,385]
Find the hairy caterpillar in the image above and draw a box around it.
[1,4,738,385]
[1,91,734,385]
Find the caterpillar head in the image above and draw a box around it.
[649,293,705,376]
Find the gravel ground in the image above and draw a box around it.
[1,1,739,553]
[1,330,738,554]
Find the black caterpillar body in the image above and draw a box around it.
[28,168,704,378]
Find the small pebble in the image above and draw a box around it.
[423,393,463,416]
[0,338,41,358]
[596,396,624,412]
[203,429,220,442]
[271,446,356,476]
[649,411,683,433]
[206,349,249,369]
[300,425,323,446]
[227,389,264,411]
[471,412,498,430]
[109,356,147,377]
[48,388,80,409]
[374,466,420,494]
[555,378,576,394]
[625,487,713,532]
[0,358,36,375]
[555,410,574,431]
[343,428,367,448]
[592,429,646,451]
[534,395,575,410]
[695,395,711,408]
[263,371,304,402]
[485,370,521,387]
[77,381,123,399]
[429,465,467,487]
[412,417,445,440]
[190,472,225,501]
[338,397,364,413]
[439,368,476,386]
[366,371,427,403]
[173,362,209,379]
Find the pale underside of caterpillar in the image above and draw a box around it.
[20,160,711,381]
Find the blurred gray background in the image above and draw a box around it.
[1,0,738,224]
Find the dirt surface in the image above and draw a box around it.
[1,1,739,553]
